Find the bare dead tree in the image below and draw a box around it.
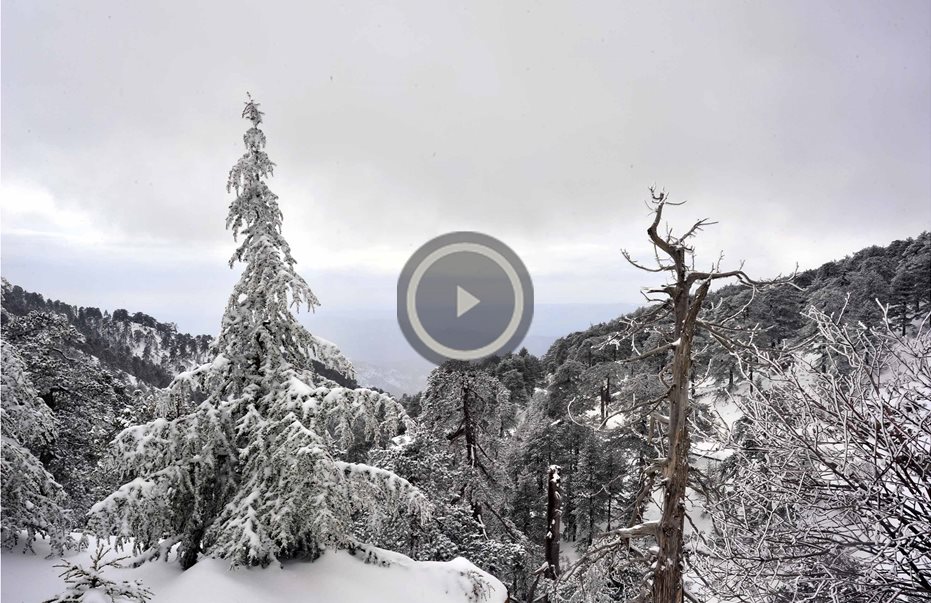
[545,465,563,580]
[557,187,792,603]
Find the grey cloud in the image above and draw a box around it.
[2,0,929,331]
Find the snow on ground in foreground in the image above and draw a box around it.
[1,536,508,603]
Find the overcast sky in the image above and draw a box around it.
[2,0,929,336]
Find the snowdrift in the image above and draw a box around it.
[1,537,508,603]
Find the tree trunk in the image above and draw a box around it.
[606,494,612,532]
[600,375,610,424]
[652,276,708,602]
[462,379,476,467]
[180,527,204,570]
[544,465,562,580]
[614,189,777,600]
[652,287,691,603]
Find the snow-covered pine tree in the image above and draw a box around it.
[2,310,129,515]
[0,340,72,553]
[406,363,531,592]
[419,362,512,528]
[88,95,428,569]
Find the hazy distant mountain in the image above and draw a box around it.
[304,302,637,394]
[1,277,639,396]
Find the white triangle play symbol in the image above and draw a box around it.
[456,285,481,318]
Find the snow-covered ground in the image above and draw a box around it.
[1,536,508,603]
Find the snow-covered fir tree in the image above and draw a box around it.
[384,362,532,592]
[88,96,428,569]
[419,362,513,527]
[1,307,129,518]
[0,340,72,554]
[367,429,530,594]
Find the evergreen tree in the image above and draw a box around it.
[88,96,428,569]
[890,265,916,335]
[573,435,605,548]
[0,341,72,553]
[415,363,534,593]
[365,432,527,592]
[1,310,128,515]
[507,391,557,543]
[419,362,512,528]
[890,237,930,335]
[491,350,543,408]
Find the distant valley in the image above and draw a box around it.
[302,301,636,394]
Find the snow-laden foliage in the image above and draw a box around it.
[220,95,323,386]
[43,542,152,603]
[695,306,931,602]
[419,363,513,519]
[0,341,72,553]
[2,278,214,388]
[366,431,527,590]
[1,310,130,515]
[87,96,428,568]
[362,363,532,593]
[309,334,357,384]
[1,340,56,449]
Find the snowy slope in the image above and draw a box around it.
[1,536,509,603]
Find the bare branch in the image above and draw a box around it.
[623,248,675,273]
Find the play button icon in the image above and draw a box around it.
[398,232,534,364]
[456,286,480,318]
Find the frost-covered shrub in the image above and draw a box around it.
[44,543,151,603]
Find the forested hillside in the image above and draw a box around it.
[3,230,928,600]
[1,279,212,387]
[517,228,931,601]
[1,279,359,390]
[3,230,928,602]
[545,231,931,375]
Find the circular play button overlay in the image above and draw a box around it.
[397,232,534,364]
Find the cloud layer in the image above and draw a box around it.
[3,0,929,334]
